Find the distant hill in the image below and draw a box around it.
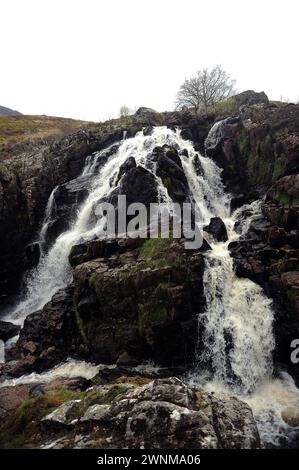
[0,105,22,116]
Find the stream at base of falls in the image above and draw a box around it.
[2,126,299,448]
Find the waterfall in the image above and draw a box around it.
[4,126,299,447]
[183,125,299,448]
[6,127,215,325]
[38,185,58,250]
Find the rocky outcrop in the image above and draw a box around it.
[0,127,132,308]
[134,107,164,126]
[0,321,20,342]
[0,384,31,420]
[14,287,86,375]
[205,101,299,195]
[204,217,228,242]
[229,173,299,383]
[153,145,191,202]
[234,90,269,108]
[115,156,136,185]
[10,238,205,374]
[0,376,260,449]
[109,166,158,208]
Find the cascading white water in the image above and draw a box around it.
[38,185,58,249]
[4,126,299,447]
[198,246,275,394]
[182,125,299,448]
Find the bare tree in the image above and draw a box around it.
[176,65,236,115]
[119,105,130,117]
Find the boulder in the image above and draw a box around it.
[115,156,136,185]
[0,384,31,419]
[80,404,110,423]
[204,217,228,242]
[234,90,269,108]
[15,287,87,375]
[152,145,190,202]
[0,320,20,342]
[109,166,158,209]
[116,351,140,367]
[41,400,82,430]
[134,107,163,125]
[66,377,259,449]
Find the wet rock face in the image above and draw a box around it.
[153,145,191,203]
[0,321,20,342]
[12,239,205,373]
[205,102,299,194]
[229,172,299,383]
[75,240,205,367]
[112,166,158,207]
[14,287,87,375]
[115,156,136,185]
[204,217,228,242]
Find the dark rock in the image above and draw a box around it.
[192,155,204,176]
[14,287,88,375]
[205,102,299,194]
[17,240,205,371]
[142,126,154,136]
[30,377,92,398]
[204,217,228,242]
[134,107,162,125]
[234,90,269,108]
[69,238,141,268]
[0,385,31,419]
[180,128,193,141]
[205,116,240,154]
[152,146,190,203]
[115,156,136,185]
[116,351,140,367]
[0,320,20,342]
[25,242,41,268]
[230,194,250,211]
[109,166,158,208]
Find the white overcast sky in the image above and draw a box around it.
[1,0,298,121]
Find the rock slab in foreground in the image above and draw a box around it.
[40,377,260,449]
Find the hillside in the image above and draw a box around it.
[0,105,22,117]
[0,115,93,160]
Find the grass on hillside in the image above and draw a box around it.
[0,115,92,160]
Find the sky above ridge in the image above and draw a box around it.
[1,0,298,121]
